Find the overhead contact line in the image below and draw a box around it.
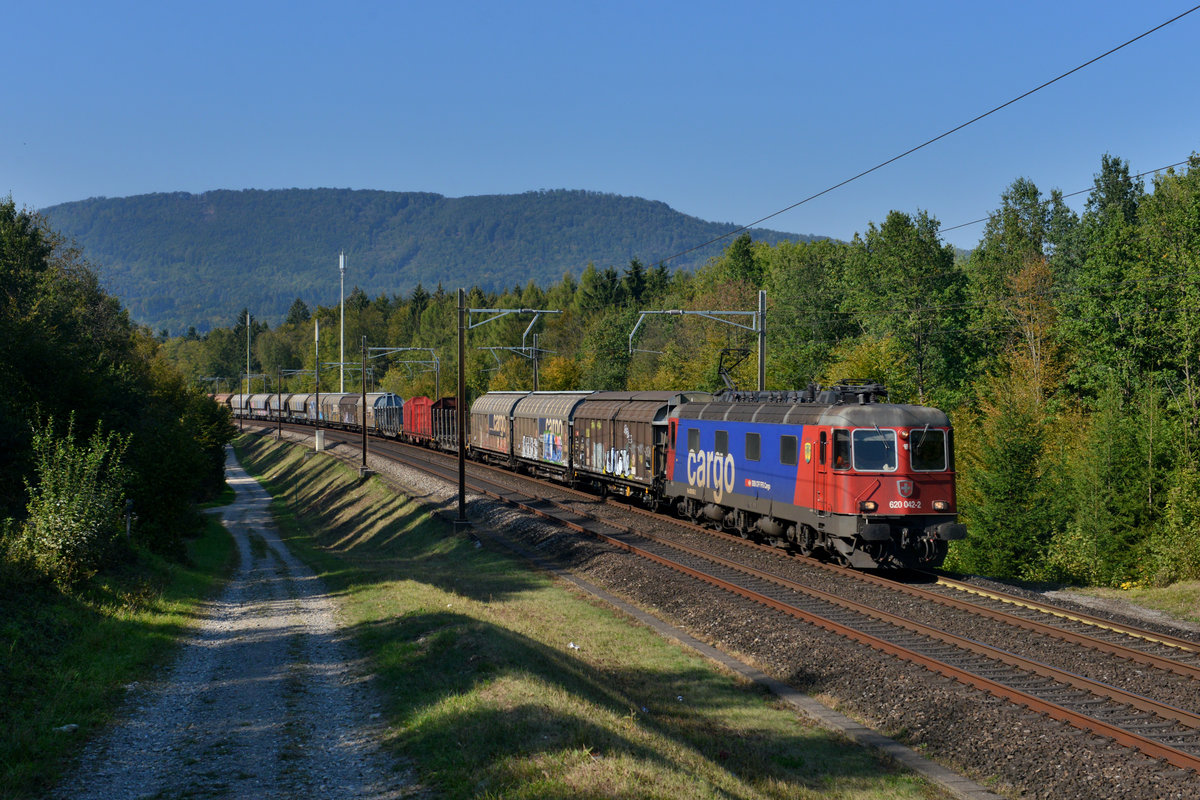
[650,9,1199,267]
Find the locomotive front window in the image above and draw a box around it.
[851,429,897,472]
[910,428,947,471]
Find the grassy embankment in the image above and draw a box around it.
[0,512,236,800]
[235,432,949,800]
[1075,583,1200,623]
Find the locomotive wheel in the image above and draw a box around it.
[797,525,817,556]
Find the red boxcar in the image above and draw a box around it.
[403,396,434,444]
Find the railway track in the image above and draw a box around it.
[254,422,1200,777]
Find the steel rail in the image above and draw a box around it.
[586,484,1200,677]
[930,575,1200,655]
[450,463,1200,770]
[250,423,1200,771]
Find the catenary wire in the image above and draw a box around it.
[649,7,1200,267]
[937,158,1195,235]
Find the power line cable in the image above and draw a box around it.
[937,158,1195,235]
[651,6,1200,267]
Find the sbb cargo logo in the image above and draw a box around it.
[686,450,736,503]
[744,478,772,491]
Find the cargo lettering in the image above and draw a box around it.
[686,450,736,504]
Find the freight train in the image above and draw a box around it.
[219,382,965,569]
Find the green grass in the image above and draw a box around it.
[0,512,236,800]
[1074,581,1200,624]
[199,482,237,509]
[236,432,948,800]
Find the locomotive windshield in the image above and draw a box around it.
[852,428,897,471]
[910,428,948,471]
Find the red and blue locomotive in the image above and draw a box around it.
[665,384,965,568]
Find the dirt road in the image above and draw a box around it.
[53,447,411,799]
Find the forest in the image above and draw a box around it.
[1,198,233,586]
[162,154,1200,588]
[40,188,811,335]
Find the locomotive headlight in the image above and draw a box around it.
[933,500,950,512]
[859,501,877,513]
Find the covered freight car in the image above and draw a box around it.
[469,391,529,465]
[286,393,313,422]
[511,391,593,480]
[571,391,710,501]
[248,393,274,419]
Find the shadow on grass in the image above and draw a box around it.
[237,434,545,606]
[349,609,888,797]
[233,431,917,798]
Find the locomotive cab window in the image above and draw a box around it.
[910,428,947,471]
[687,428,699,453]
[832,430,850,470]
[852,428,898,472]
[780,434,798,466]
[745,432,760,461]
[715,430,728,455]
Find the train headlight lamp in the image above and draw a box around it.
[859,501,877,513]
[933,500,950,512]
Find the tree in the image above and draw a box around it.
[1,200,234,566]
[1057,155,1147,397]
[579,309,635,389]
[1137,157,1200,446]
[347,286,369,313]
[576,264,623,313]
[538,355,583,390]
[965,178,1057,367]
[724,233,761,286]
[951,369,1054,580]
[1086,153,1143,226]
[840,210,965,403]
[623,258,646,306]
[0,200,55,513]
[284,298,311,325]
[761,239,850,390]
[643,262,671,303]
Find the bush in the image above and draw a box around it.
[1148,465,1200,586]
[17,415,130,586]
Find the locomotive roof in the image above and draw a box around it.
[676,399,951,428]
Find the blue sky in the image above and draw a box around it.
[4,1,1198,253]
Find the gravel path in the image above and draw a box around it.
[52,447,412,800]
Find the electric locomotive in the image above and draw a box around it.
[665,384,965,568]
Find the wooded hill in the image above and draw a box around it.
[40,188,815,335]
